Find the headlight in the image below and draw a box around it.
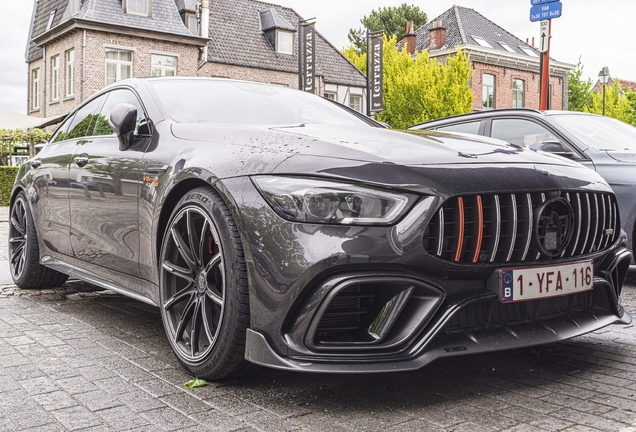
[252,176,415,225]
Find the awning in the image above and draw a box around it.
[0,105,67,129]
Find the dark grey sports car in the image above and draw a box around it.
[9,78,632,379]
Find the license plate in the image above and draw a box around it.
[499,260,593,303]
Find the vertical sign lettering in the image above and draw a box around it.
[370,36,384,112]
[302,24,316,93]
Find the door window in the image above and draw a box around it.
[436,121,481,135]
[92,89,147,136]
[61,96,106,140]
[50,114,76,143]
[491,118,558,147]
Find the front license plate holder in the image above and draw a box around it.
[492,260,594,303]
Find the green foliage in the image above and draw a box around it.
[585,79,632,123]
[0,128,52,147]
[0,166,19,206]
[341,45,367,74]
[342,36,473,129]
[568,57,593,112]
[347,4,427,54]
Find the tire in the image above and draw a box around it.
[9,192,69,289]
[159,187,251,380]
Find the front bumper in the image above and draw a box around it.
[220,177,633,373]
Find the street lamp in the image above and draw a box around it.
[598,67,610,116]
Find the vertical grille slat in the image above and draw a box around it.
[521,193,533,262]
[490,195,501,262]
[589,194,600,253]
[424,191,619,265]
[506,194,518,262]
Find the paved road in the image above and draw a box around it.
[2,218,636,431]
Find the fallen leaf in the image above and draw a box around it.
[184,378,207,388]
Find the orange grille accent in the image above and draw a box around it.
[473,195,484,263]
[455,196,464,262]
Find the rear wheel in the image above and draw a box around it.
[9,192,68,288]
[159,187,251,380]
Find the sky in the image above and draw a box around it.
[1,0,634,114]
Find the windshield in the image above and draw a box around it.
[551,114,636,151]
[151,80,369,127]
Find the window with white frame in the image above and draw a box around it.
[482,73,495,110]
[106,49,133,85]
[512,79,524,108]
[186,13,198,35]
[51,55,60,100]
[126,0,150,16]
[66,49,75,96]
[277,31,293,55]
[349,94,362,112]
[151,54,177,77]
[324,92,336,101]
[68,0,81,16]
[32,69,40,109]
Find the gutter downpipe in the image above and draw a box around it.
[82,30,86,101]
[200,1,209,65]
[43,46,46,118]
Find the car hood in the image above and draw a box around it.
[171,123,581,168]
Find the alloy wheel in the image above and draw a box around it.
[9,198,28,279]
[161,206,225,362]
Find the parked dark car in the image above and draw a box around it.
[9,79,632,380]
[410,109,636,253]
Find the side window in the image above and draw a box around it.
[50,114,76,143]
[64,97,106,140]
[92,89,147,137]
[436,121,481,135]
[491,119,558,147]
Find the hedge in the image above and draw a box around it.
[0,166,19,206]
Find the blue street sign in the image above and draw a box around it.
[530,1,562,22]
[531,0,558,5]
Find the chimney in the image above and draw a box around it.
[403,21,416,55]
[429,19,446,51]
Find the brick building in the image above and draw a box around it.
[399,6,574,111]
[25,0,367,118]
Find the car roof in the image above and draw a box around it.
[409,108,602,129]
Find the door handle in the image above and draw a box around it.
[73,155,89,167]
[30,159,42,169]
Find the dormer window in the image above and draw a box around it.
[185,12,198,35]
[259,8,296,55]
[125,0,151,17]
[277,31,293,55]
[68,0,81,16]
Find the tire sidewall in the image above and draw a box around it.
[10,193,36,286]
[159,188,246,377]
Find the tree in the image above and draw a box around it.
[347,4,427,54]
[568,57,593,112]
[584,79,632,123]
[342,36,473,129]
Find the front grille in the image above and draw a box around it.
[443,290,593,334]
[423,191,619,264]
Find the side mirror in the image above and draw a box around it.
[109,103,137,151]
[529,140,579,159]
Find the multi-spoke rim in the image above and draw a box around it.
[160,206,225,362]
[9,197,28,280]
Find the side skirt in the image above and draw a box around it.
[41,254,158,307]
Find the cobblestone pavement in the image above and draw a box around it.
[3,220,636,431]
